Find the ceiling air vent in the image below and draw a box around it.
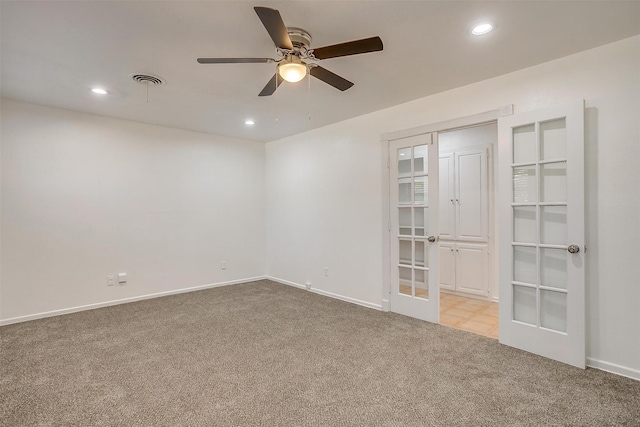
[129,73,165,86]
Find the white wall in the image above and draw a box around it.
[265,36,640,376]
[1,99,265,321]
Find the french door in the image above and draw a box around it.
[389,133,439,322]
[498,102,585,368]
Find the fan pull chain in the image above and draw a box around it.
[308,70,311,120]
[275,75,279,124]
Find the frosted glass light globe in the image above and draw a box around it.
[278,57,307,83]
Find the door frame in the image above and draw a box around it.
[381,105,513,313]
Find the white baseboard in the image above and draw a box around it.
[0,276,267,327]
[381,299,390,312]
[587,357,640,381]
[265,276,306,290]
[266,276,382,311]
[441,289,494,303]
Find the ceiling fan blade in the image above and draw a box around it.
[258,74,283,97]
[197,58,274,64]
[254,7,293,50]
[309,66,354,91]
[312,36,383,60]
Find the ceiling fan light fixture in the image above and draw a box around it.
[196,7,382,96]
[91,88,109,95]
[278,56,307,83]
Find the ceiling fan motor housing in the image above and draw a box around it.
[287,27,312,49]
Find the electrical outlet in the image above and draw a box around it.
[118,273,127,285]
[324,267,329,277]
[221,260,227,270]
[107,276,116,286]
[305,281,311,290]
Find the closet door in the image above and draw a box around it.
[439,154,455,239]
[438,242,456,291]
[455,243,489,296]
[455,149,488,241]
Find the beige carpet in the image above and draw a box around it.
[1,280,639,426]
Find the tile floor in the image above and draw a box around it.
[399,284,429,299]
[440,292,499,339]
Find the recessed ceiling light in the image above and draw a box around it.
[244,120,255,126]
[91,88,109,95]
[471,23,493,36]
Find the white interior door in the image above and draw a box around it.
[456,243,489,296]
[389,133,439,322]
[438,242,456,291]
[498,101,585,368]
[439,154,455,239]
[456,148,488,241]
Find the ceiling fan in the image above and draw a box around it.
[197,6,383,96]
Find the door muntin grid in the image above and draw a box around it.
[397,144,429,300]
[511,118,569,333]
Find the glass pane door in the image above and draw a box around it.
[511,118,569,332]
[389,133,439,323]
[499,102,585,368]
[397,144,429,299]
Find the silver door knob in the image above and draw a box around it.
[567,244,580,254]
[427,236,436,243]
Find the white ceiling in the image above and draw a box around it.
[2,1,639,142]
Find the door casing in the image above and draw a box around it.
[381,105,513,312]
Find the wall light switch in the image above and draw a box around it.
[221,261,227,270]
[107,276,116,286]
[118,273,127,284]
